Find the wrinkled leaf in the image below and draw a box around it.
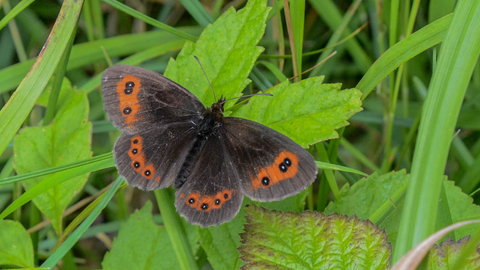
[232,77,363,147]
[0,220,34,268]
[428,237,480,270]
[13,80,92,234]
[239,205,391,269]
[102,201,197,270]
[198,191,308,270]
[164,0,269,107]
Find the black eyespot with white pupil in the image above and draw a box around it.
[131,149,138,154]
[279,162,288,172]
[123,107,132,115]
[201,203,209,210]
[284,158,292,167]
[188,198,195,204]
[215,199,221,205]
[124,81,134,94]
[134,162,140,168]
[262,177,270,186]
[144,170,151,176]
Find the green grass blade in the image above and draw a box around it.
[0,28,201,94]
[0,0,35,31]
[0,153,113,186]
[315,160,368,177]
[356,14,453,99]
[40,176,123,268]
[0,155,113,220]
[155,189,198,270]
[393,1,480,262]
[289,0,304,81]
[309,0,362,77]
[178,0,214,27]
[308,0,372,73]
[101,0,197,42]
[0,0,84,156]
[79,40,185,93]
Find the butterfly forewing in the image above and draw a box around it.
[222,118,318,202]
[102,65,206,190]
[102,65,205,134]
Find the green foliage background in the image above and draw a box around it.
[1,0,480,269]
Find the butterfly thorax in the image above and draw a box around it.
[173,97,226,189]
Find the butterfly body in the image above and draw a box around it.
[174,97,225,189]
[102,65,318,226]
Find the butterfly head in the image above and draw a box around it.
[207,96,226,121]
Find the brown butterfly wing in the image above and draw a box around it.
[174,135,243,227]
[222,117,318,202]
[113,124,199,190]
[101,65,205,134]
[102,65,206,190]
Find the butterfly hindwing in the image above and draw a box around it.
[102,65,205,134]
[174,136,243,227]
[114,123,200,190]
[222,118,318,202]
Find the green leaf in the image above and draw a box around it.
[428,237,480,270]
[325,171,406,219]
[0,220,34,268]
[164,0,270,107]
[198,191,308,270]
[239,205,391,269]
[232,77,363,147]
[13,80,92,234]
[325,171,480,248]
[102,201,198,270]
[443,181,480,241]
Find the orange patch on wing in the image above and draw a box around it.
[197,195,214,212]
[141,163,156,180]
[116,75,143,128]
[185,192,200,208]
[131,152,146,173]
[128,136,143,159]
[250,151,299,190]
[180,193,185,199]
[155,176,161,181]
[212,189,234,210]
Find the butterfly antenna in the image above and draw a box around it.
[224,93,273,102]
[194,56,216,101]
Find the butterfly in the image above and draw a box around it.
[101,65,318,227]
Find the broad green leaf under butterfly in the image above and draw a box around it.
[0,220,34,268]
[198,191,308,270]
[13,80,92,234]
[325,171,480,248]
[164,0,269,107]
[239,205,391,269]
[232,76,363,147]
[102,201,198,270]
[428,237,480,269]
